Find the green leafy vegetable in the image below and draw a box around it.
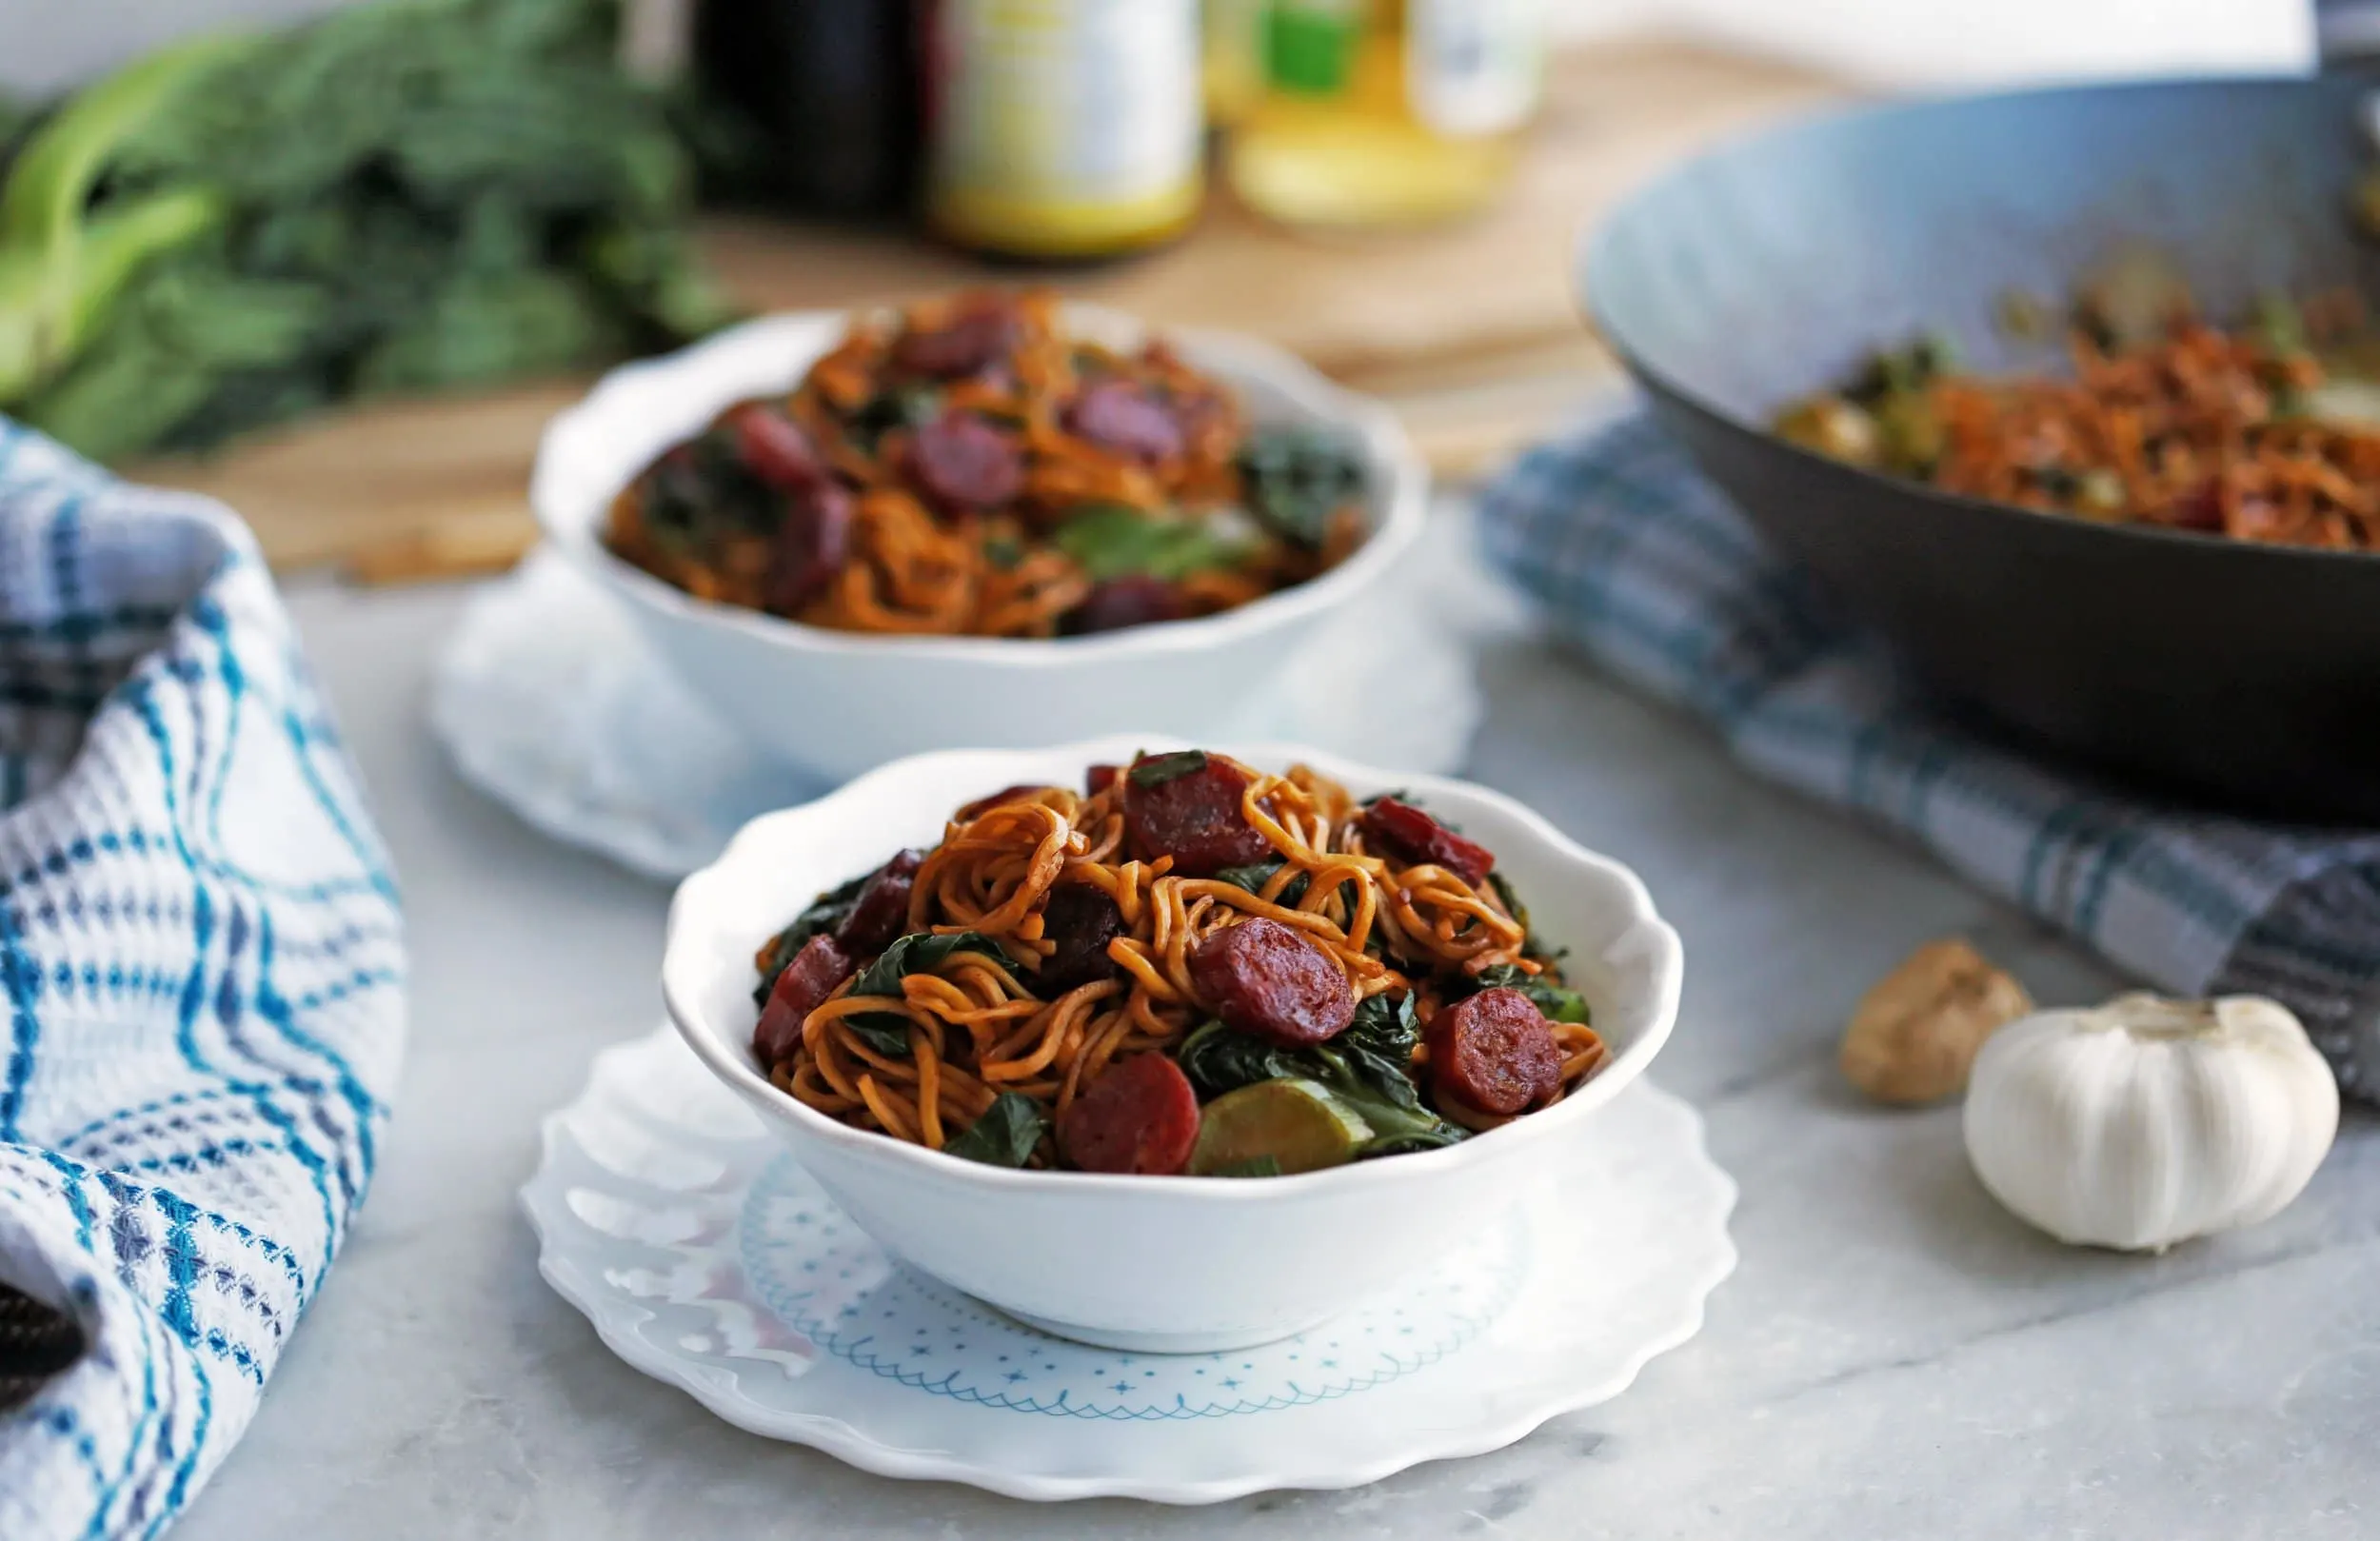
[1463,962,1592,1025]
[0,0,733,460]
[849,384,942,450]
[1128,750,1208,789]
[1235,424,1365,549]
[940,1092,1046,1168]
[1850,333,1958,403]
[1053,504,1253,582]
[1335,990,1432,1112]
[646,429,793,563]
[1203,1155,1282,1178]
[1487,870,1566,964]
[752,871,870,1005]
[842,931,1012,1055]
[1213,860,1311,908]
[2253,291,2308,358]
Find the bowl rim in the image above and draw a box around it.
[531,304,1433,666]
[1576,72,2380,571]
[662,735,1685,1202]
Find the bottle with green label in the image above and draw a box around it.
[1224,0,1547,230]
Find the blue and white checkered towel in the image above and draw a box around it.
[1479,406,2380,1101]
[0,421,405,1540]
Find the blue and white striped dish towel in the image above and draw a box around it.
[0,420,405,1540]
[1479,406,2380,1101]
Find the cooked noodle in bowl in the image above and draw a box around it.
[756,753,1606,1171]
[664,739,1682,1352]
[533,303,1425,781]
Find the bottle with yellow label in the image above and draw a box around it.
[1226,0,1547,230]
[922,0,1206,261]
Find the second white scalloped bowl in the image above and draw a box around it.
[662,737,1684,1353]
[531,307,1428,783]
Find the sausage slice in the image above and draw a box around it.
[1359,797,1496,886]
[730,403,825,489]
[1187,917,1355,1048]
[1121,751,1272,877]
[763,481,854,615]
[834,849,924,957]
[754,934,855,1066]
[1426,986,1561,1116]
[1064,380,1183,463]
[1037,882,1126,993]
[1059,1052,1200,1175]
[911,411,1023,511]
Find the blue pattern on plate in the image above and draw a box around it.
[735,1156,1525,1418]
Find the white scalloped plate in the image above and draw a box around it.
[520,1026,1737,1504]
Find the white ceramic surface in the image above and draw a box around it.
[520,1024,1735,1503]
[662,738,1685,1352]
[428,524,1488,881]
[530,306,1430,783]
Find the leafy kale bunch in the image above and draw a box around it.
[0,0,733,460]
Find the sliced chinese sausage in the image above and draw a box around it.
[910,410,1024,511]
[1063,380,1183,463]
[763,481,855,615]
[891,302,1020,380]
[1359,796,1496,886]
[1058,1052,1201,1175]
[1037,882,1126,993]
[1426,987,1562,1116]
[834,849,924,956]
[1187,917,1355,1048]
[753,934,855,1066]
[729,403,824,489]
[1066,576,1189,634]
[1121,750,1273,877]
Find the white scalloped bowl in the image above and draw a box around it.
[531,307,1428,783]
[662,737,1684,1353]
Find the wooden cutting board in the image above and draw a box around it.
[130,38,1846,582]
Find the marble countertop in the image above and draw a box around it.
[169,547,2377,1540]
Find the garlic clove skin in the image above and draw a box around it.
[1962,994,2338,1253]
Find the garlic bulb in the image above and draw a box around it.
[1962,993,2337,1252]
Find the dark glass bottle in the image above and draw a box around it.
[692,0,921,217]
